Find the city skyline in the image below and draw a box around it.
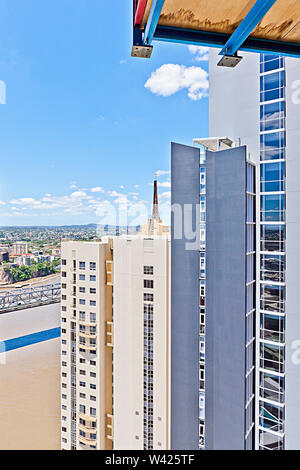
[0,0,209,226]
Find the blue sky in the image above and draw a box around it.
[0,0,209,226]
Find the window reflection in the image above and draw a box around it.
[261,225,285,252]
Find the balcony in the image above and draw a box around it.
[78,319,97,327]
[106,260,113,286]
[78,422,97,433]
[106,414,113,440]
[78,435,97,447]
[78,329,97,338]
[79,341,97,351]
[106,321,113,347]
[78,412,97,423]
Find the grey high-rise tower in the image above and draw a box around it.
[170,51,300,451]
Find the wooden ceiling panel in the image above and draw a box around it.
[142,0,300,44]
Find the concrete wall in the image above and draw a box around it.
[0,303,61,450]
[61,241,113,450]
[209,49,260,165]
[113,236,170,450]
[205,146,247,450]
[171,142,200,450]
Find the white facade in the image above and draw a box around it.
[60,240,113,450]
[113,235,170,450]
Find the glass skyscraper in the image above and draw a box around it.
[208,48,300,450]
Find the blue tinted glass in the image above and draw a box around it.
[261,54,279,62]
[261,162,285,192]
[260,88,285,102]
[260,148,285,161]
[261,225,285,252]
[261,71,284,91]
[260,101,285,121]
[261,194,285,222]
[260,57,284,73]
[261,131,285,151]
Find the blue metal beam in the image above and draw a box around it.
[143,0,165,46]
[154,25,300,59]
[219,0,278,56]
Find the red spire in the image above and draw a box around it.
[152,180,160,221]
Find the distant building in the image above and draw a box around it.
[52,248,61,257]
[0,252,9,264]
[12,242,28,255]
[140,181,170,236]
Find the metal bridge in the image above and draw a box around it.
[0,283,61,313]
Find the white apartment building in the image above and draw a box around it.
[113,235,170,450]
[60,240,114,450]
[61,229,170,449]
[12,242,28,255]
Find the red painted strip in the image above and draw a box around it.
[134,0,148,26]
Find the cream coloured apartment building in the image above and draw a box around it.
[60,240,114,450]
[60,233,170,450]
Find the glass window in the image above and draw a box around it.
[260,101,285,132]
[144,279,154,289]
[260,71,285,102]
[79,274,85,281]
[260,343,285,373]
[261,194,285,222]
[260,254,285,282]
[260,312,285,343]
[259,429,284,450]
[261,162,285,192]
[261,284,285,313]
[79,262,85,270]
[260,371,284,403]
[260,131,285,152]
[259,401,284,433]
[261,225,285,252]
[260,56,284,73]
[90,312,96,323]
[144,266,154,275]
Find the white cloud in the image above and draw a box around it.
[0,200,5,205]
[108,190,123,198]
[145,64,209,101]
[155,170,170,178]
[160,191,171,199]
[91,186,104,193]
[70,191,87,198]
[188,45,209,61]
[158,181,171,188]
